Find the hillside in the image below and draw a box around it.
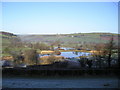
[0,31,17,37]
[19,33,119,46]
[1,31,119,49]
[0,31,22,56]
[1,31,119,46]
[0,31,20,46]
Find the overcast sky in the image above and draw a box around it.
[2,2,118,34]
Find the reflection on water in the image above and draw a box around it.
[40,52,91,58]
[60,52,91,58]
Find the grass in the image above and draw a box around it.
[19,33,118,46]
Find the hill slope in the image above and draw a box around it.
[19,33,119,45]
[0,31,20,47]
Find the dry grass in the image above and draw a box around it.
[1,56,13,60]
[40,50,54,54]
[40,55,64,65]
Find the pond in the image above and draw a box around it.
[59,52,91,58]
[40,51,91,58]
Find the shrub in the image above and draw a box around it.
[24,49,39,65]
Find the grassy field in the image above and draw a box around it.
[19,33,118,45]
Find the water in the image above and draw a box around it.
[40,52,91,58]
[2,76,118,88]
[60,52,90,58]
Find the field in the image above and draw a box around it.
[19,33,119,45]
[1,31,119,46]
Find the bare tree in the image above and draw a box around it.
[93,44,106,68]
[34,43,50,50]
[24,49,39,65]
[9,51,23,66]
[51,40,61,50]
[105,35,115,68]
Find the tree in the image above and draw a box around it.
[105,35,115,68]
[78,57,88,68]
[86,60,93,68]
[51,40,61,50]
[9,51,23,66]
[93,44,106,68]
[34,42,50,50]
[24,49,39,65]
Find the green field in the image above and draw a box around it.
[19,33,118,45]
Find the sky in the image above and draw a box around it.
[1,2,118,34]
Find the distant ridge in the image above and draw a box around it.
[1,31,118,35]
[0,31,17,37]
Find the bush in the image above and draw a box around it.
[40,55,64,65]
[9,50,23,66]
[24,49,39,65]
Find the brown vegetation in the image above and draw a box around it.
[40,55,64,65]
[40,50,54,54]
[24,49,39,65]
[1,56,13,60]
[40,50,61,55]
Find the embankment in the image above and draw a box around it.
[2,68,119,77]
